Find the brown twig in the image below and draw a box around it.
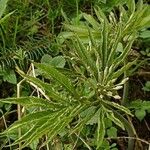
[106,136,150,145]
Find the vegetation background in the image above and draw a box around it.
[0,0,150,150]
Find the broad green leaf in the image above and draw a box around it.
[50,56,66,68]
[135,109,146,121]
[86,107,99,125]
[29,139,39,150]
[3,70,17,84]
[116,42,123,53]
[41,55,66,68]
[104,118,112,129]
[41,54,52,64]
[139,30,150,39]
[57,32,74,44]
[113,37,135,67]
[107,127,117,138]
[34,63,77,97]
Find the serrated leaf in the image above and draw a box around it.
[107,127,117,138]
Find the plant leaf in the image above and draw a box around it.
[1,110,56,135]
[17,69,69,103]
[106,110,125,130]
[102,100,133,116]
[34,63,77,97]
[0,97,54,109]
[96,107,105,149]
[0,0,8,18]
[135,109,146,121]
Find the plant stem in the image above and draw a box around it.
[0,110,12,150]
[122,59,129,106]
[113,110,136,150]
[17,79,25,150]
[122,59,135,150]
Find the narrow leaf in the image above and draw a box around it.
[0,0,8,18]
[0,97,53,108]
[102,100,132,116]
[34,63,76,97]
[17,69,68,103]
[96,108,105,149]
[83,13,100,30]
[106,111,125,130]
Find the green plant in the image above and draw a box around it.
[128,100,150,121]
[142,81,150,92]
[0,0,150,149]
[139,29,150,57]
[0,66,17,84]
[0,0,14,24]
[58,0,150,44]
[0,0,59,70]
[0,14,136,150]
